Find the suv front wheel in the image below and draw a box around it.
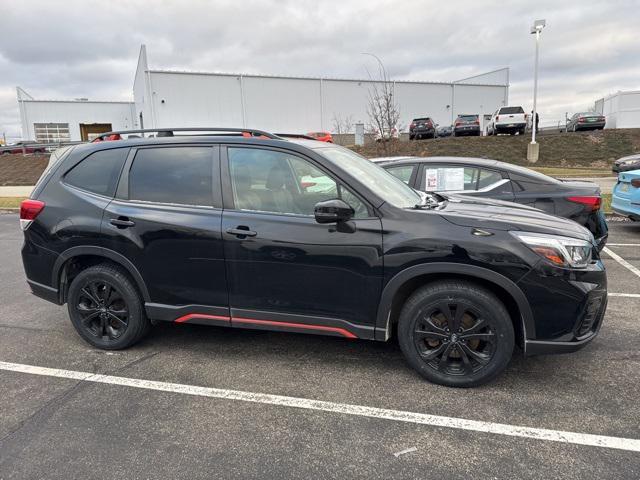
[67,263,150,350]
[398,281,514,387]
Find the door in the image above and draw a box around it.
[221,145,383,339]
[102,145,229,324]
[416,164,515,202]
[80,123,113,141]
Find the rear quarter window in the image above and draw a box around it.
[64,148,128,197]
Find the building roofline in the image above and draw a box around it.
[18,99,134,105]
[147,69,508,87]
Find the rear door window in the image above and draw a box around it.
[128,147,213,206]
[64,148,128,197]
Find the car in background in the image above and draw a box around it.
[373,155,608,249]
[453,115,480,137]
[0,140,47,154]
[409,117,435,140]
[612,170,640,221]
[612,153,640,173]
[374,125,399,142]
[487,106,527,136]
[566,112,606,132]
[307,131,333,143]
[436,125,452,137]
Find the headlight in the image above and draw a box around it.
[511,231,592,268]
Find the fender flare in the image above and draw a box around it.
[374,262,535,342]
[52,246,150,302]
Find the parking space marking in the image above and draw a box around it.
[1,361,640,453]
[603,247,640,279]
[606,244,640,247]
[609,293,640,298]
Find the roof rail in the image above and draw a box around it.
[93,127,281,141]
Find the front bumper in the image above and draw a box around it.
[518,260,607,356]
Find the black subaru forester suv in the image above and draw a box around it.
[20,128,607,387]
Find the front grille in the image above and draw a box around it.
[576,293,606,337]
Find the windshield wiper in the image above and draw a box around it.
[412,191,443,209]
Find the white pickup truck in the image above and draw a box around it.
[487,106,528,135]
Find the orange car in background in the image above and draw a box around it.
[306,131,333,142]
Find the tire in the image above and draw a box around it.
[67,263,150,350]
[397,280,514,388]
[409,135,414,141]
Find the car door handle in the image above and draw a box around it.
[110,217,135,228]
[226,227,257,238]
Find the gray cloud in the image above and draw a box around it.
[1,0,639,139]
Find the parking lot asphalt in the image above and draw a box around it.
[1,213,639,479]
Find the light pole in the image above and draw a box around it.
[527,19,546,162]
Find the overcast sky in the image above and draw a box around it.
[1,0,638,139]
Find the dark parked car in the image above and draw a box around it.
[436,125,452,138]
[566,112,606,132]
[0,140,46,154]
[374,156,608,249]
[409,117,436,140]
[453,114,480,136]
[21,128,607,388]
[612,153,640,173]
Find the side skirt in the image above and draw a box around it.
[145,303,376,340]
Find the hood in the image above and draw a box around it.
[431,194,593,243]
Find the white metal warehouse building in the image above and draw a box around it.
[18,45,510,142]
[594,90,640,129]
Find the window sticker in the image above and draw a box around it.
[425,168,465,191]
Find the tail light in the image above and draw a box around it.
[631,179,640,188]
[474,120,480,125]
[19,199,45,230]
[567,196,601,212]
[455,121,462,126]
[578,117,585,123]
[410,122,415,129]
[496,115,500,122]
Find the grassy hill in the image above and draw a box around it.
[1,129,639,186]
[352,128,640,169]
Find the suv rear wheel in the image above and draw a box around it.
[67,263,150,349]
[398,281,514,387]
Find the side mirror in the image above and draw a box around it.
[314,199,354,224]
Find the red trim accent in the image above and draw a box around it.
[175,313,231,323]
[232,317,358,339]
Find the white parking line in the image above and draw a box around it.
[603,247,640,279]
[606,244,640,247]
[1,361,639,453]
[609,293,640,298]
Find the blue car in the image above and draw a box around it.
[612,169,640,221]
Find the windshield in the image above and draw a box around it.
[317,146,421,208]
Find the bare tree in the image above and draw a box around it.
[363,54,400,151]
[331,113,355,135]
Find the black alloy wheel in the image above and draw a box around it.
[68,263,150,349]
[398,281,514,387]
[76,280,129,341]
[412,301,496,376]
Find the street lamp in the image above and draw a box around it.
[527,19,546,162]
